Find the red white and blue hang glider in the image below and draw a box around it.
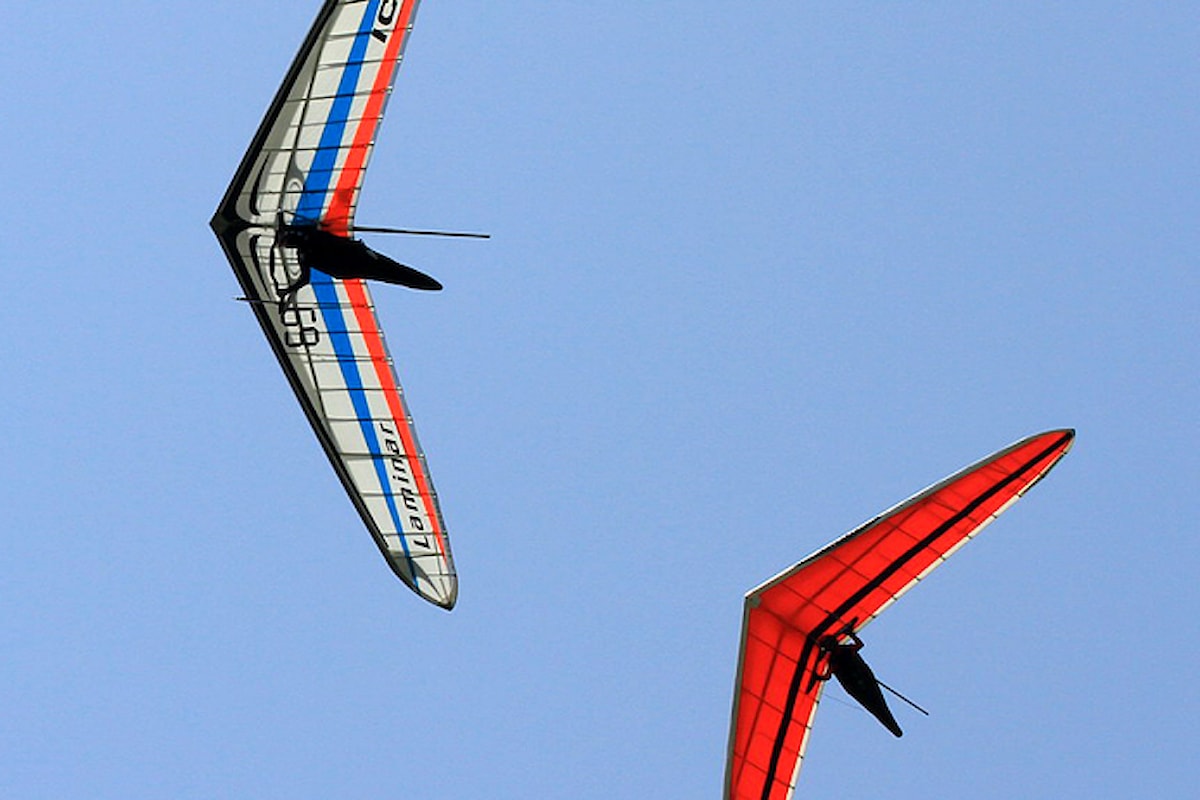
[210,1,463,608]
[725,429,1075,800]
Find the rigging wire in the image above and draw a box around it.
[352,225,489,239]
[877,680,930,716]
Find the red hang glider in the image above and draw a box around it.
[725,429,1075,800]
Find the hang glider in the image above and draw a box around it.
[725,429,1075,800]
[210,0,457,608]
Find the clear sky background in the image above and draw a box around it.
[2,2,1196,798]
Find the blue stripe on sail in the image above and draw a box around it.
[310,273,418,578]
[294,0,382,225]
[291,2,420,586]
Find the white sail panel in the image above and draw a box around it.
[211,1,455,608]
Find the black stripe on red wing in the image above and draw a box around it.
[757,431,1072,800]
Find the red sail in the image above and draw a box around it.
[726,429,1075,800]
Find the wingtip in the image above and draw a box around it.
[1027,427,1076,453]
[392,560,457,610]
[409,580,455,610]
[425,578,458,611]
[1049,427,1077,453]
[1033,426,1075,440]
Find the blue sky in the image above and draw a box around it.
[2,2,1196,797]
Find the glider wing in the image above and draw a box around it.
[210,0,457,608]
[725,429,1075,800]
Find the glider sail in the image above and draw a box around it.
[725,429,1075,800]
[210,0,457,608]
